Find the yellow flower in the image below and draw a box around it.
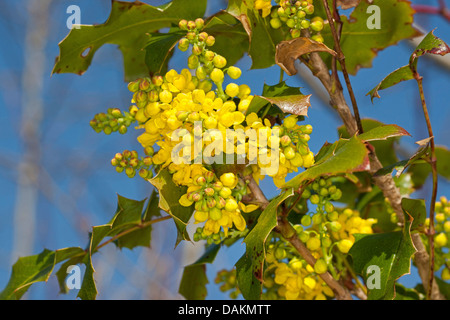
[254,0,272,18]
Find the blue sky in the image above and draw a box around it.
[0,0,449,300]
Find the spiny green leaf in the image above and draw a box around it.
[149,169,194,246]
[367,66,414,102]
[339,119,402,167]
[226,0,284,69]
[246,81,309,117]
[283,136,370,189]
[349,212,417,300]
[52,0,207,81]
[144,30,185,76]
[203,12,249,66]
[179,244,221,300]
[115,190,161,250]
[401,198,427,232]
[320,0,420,75]
[368,29,449,101]
[0,247,85,300]
[236,189,294,300]
[358,124,411,142]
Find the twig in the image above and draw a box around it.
[277,217,353,300]
[95,215,172,251]
[413,71,439,300]
[412,1,450,22]
[321,0,364,135]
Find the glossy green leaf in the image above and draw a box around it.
[320,0,420,75]
[358,124,411,142]
[203,12,249,66]
[408,146,450,188]
[149,169,194,246]
[401,198,427,232]
[246,81,309,117]
[52,0,207,81]
[236,189,294,299]
[144,31,185,76]
[283,136,370,189]
[0,247,85,300]
[368,30,449,101]
[227,0,284,69]
[367,66,414,102]
[349,212,417,300]
[178,244,221,300]
[339,119,402,167]
[115,190,161,250]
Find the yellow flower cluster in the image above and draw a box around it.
[264,254,335,300]
[261,207,376,300]
[425,196,450,280]
[254,0,273,18]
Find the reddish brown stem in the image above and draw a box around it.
[412,3,450,22]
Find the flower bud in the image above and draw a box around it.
[213,55,227,68]
[195,18,205,30]
[227,66,242,80]
[178,19,188,30]
[128,80,140,92]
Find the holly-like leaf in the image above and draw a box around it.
[149,169,194,246]
[409,29,450,73]
[144,30,185,76]
[349,212,417,300]
[203,11,249,67]
[401,198,427,232]
[236,189,294,300]
[320,0,420,75]
[246,81,310,117]
[115,190,161,250]
[178,244,221,300]
[52,0,207,81]
[283,136,370,189]
[227,0,284,69]
[339,119,403,167]
[0,247,85,300]
[276,37,337,76]
[367,66,414,102]
[368,29,450,101]
[357,124,411,142]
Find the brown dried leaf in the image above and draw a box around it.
[257,94,312,116]
[337,0,361,10]
[275,37,337,76]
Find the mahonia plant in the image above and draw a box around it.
[2,0,450,302]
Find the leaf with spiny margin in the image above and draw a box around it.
[358,124,411,142]
[226,0,284,69]
[246,81,310,117]
[149,169,194,246]
[283,136,370,189]
[276,37,337,76]
[349,212,417,300]
[115,190,161,250]
[52,0,207,81]
[408,146,450,188]
[367,66,414,102]
[401,198,427,232]
[339,119,402,167]
[368,29,450,101]
[178,244,221,300]
[319,0,420,75]
[394,283,424,300]
[203,11,249,67]
[0,247,85,300]
[374,143,430,178]
[236,189,294,300]
[144,30,185,76]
